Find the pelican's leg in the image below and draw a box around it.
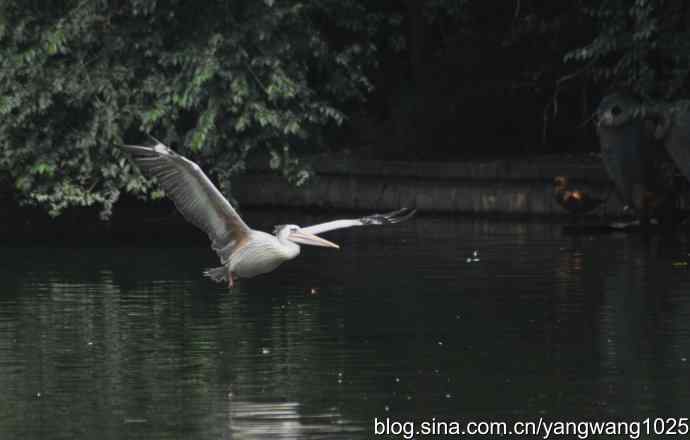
[228,269,235,288]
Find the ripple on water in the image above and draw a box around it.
[1,218,690,438]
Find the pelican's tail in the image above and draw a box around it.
[203,266,228,283]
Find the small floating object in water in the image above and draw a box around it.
[261,347,271,355]
[308,287,319,295]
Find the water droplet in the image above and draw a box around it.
[445,393,452,399]
[682,357,687,363]
[437,341,444,346]
[261,347,270,355]
[87,341,93,346]
[36,392,41,398]
[384,405,390,412]
[395,377,400,383]
[466,258,472,263]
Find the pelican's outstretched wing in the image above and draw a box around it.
[119,138,251,263]
[300,208,416,235]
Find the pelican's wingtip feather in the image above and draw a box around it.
[360,207,417,226]
[117,143,159,157]
[385,207,417,223]
[118,136,174,157]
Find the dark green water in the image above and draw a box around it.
[1,216,690,439]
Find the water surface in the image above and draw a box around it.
[1,216,689,439]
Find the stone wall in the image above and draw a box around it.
[232,154,626,216]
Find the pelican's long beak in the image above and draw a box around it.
[288,230,340,249]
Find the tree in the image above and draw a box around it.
[0,0,380,217]
[565,0,690,100]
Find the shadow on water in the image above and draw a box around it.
[1,215,690,439]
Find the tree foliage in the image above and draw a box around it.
[5,0,690,219]
[564,0,690,99]
[0,0,380,217]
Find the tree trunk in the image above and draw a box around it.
[404,0,428,85]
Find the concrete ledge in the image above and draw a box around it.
[306,154,609,182]
[233,155,626,216]
[0,155,665,219]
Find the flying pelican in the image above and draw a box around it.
[118,138,416,287]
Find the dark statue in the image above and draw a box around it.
[595,93,677,224]
[651,101,690,185]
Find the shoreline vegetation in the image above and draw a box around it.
[4,2,690,221]
[1,153,638,245]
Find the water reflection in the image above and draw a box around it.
[1,217,689,439]
[227,401,361,439]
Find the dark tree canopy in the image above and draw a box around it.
[2,0,690,217]
[0,0,381,216]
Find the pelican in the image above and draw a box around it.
[118,138,416,287]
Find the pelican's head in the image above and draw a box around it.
[274,224,340,249]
